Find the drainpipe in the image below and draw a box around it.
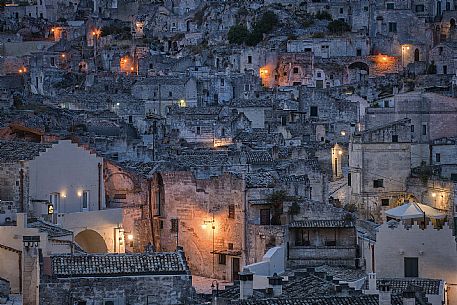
[98,163,102,210]
[19,163,25,213]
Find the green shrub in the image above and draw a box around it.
[315,10,332,20]
[327,19,351,34]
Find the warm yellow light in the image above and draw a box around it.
[18,69,23,73]
[62,193,67,198]
[130,67,134,71]
[127,234,134,241]
[338,150,343,155]
[201,223,207,229]
[61,54,66,58]
[51,28,55,32]
[92,31,96,35]
[77,191,82,197]
[259,67,269,76]
[341,131,346,136]
[432,192,436,197]
[406,46,410,50]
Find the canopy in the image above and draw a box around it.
[385,201,446,220]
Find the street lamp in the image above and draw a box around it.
[202,212,216,276]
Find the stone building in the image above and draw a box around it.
[39,251,194,305]
[429,42,457,75]
[349,119,412,220]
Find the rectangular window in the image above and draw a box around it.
[388,22,397,33]
[392,135,398,142]
[220,79,225,86]
[415,4,424,12]
[404,257,419,277]
[386,2,394,9]
[373,179,384,188]
[443,65,448,74]
[340,8,343,14]
[293,67,299,74]
[356,49,362,56]
[381,199,390,206]
[170,218,178,233]
[247,55,252,64]
[82,191,89,210]
[104,301,115,305]
[347,173,351,186]
[49,193,60,213]
[451,173,457,182]
[168,91,172,97]
[50,57,55,66]
[260,209,271,225]
[411,125,415,133]
[228,242,233,250]
[228,204,235,219]
[310,106,318,117]
[196,126,201,135]
[218,254,226,265]
[435,153,441,163]
[422,125,427,135]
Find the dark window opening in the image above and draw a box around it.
[247,56,252,64]
[436,153,441,163]
[381,199,390,206]
[388,22,397,33]
[293,67,299,74]
[347,173,351,186]
[422,125,427,135]
[356,49,362,56]
[170,218,178,233]
[196,126,201,135]
[218,254,226,265]
[373,179,384,188]
[392,135,398,142]
[228,204,235,219]
[310,106,318,117]
[295,228,310,246]
[260,209,271,225]
[411,125,415,133]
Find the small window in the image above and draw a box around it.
[281,116,287,126]
[347,173,351,186]
[392,135,398,142]
[260,209,271,225]
[356,49,362,56]
[247,55,252,64]
[438,47,443,55]
[317,72,322,77]
[50,57,55,66]
[435,153,441,163]
[340,8,343,14]
[415,4,425,12]
[170,218,179,233]
[104,301,115,305]
[220,79,225,86]
[411,125,415,133]
[293,67,299,74]
[388,22,397,33]
[451,173,457,182]
[218,254,226,265]
[82,190,89,210]
[310,106,318,117]
[228,204,235,219]
[364,6,368,11]
[386,2,394,9]
[422,125,427,135]
[168,91,172,97]
[196,126,201,135]
[381,199,390,206]
[373,179,384,188]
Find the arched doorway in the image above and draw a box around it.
[414,49,420,62]
[75,229,108,253]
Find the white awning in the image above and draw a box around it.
[385,201,446,220]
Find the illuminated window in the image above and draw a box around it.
[82,191,89,210]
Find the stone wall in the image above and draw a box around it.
[157,171,245,280]
[39,274,194,305]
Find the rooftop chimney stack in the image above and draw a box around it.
[367,272,377,294]
[239,267,254,300]
[268,273,283,297]
[378,281,392,305]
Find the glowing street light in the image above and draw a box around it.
[127,234,134,241]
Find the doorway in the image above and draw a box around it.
[232,257,240,282]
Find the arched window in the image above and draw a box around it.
[414,49,420,62]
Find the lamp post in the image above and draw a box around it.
[202,211,216,276]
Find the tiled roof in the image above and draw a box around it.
[314,265,366,282]
[28,219,73,238]
[289,220,354,228]
[278,175,309,183]
[363,278,442,295]
[244,151,273,164]
[51,252,189,277]
[233,295,405,305]
[0,140,51,162]
[245,172,275,188]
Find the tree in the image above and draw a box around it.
[227,24,249,44]
[327,20,351,34]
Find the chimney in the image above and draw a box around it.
[268,273,283,297]
[22,235,41,305]
[378,281,392,305]
[402,286,416,305]
[239,267,254,300]
[368,272,377,293]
